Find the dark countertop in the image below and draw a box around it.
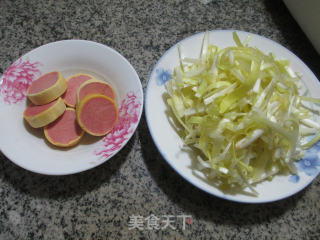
[1,0,319,239]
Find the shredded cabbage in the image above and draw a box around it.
[165,31,320,195]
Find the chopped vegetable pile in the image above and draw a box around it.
[165,31,320,195]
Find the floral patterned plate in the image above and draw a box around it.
[0,40,143,175]
[145,30,320,203]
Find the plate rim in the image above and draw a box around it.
[145,29,320,203]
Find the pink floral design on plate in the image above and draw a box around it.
[0,58,41,104]
[94,91,142,159]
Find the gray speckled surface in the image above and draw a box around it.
[1,0,320,239]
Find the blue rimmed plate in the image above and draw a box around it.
[145,30,320,203]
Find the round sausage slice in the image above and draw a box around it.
[44,108,84,147]
[76,79,115,106]
[76,94,118,136]
[23,97,66,128]
[27,71,67,105]
[62,73,94,108]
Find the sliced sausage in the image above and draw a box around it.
[44,108,84,147]
[27,71,67,105]
[76,94,118,136]
[62,73,94,108]
[23,97,66,128]
[76,79,115,106]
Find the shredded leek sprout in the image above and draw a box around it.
[165,31,320,195]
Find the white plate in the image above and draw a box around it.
[0,40,143,175]
[146,30,320,203]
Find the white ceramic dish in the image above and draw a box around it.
[283,0,320,54]
[146,30,320,203]
[0,40,143,175]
